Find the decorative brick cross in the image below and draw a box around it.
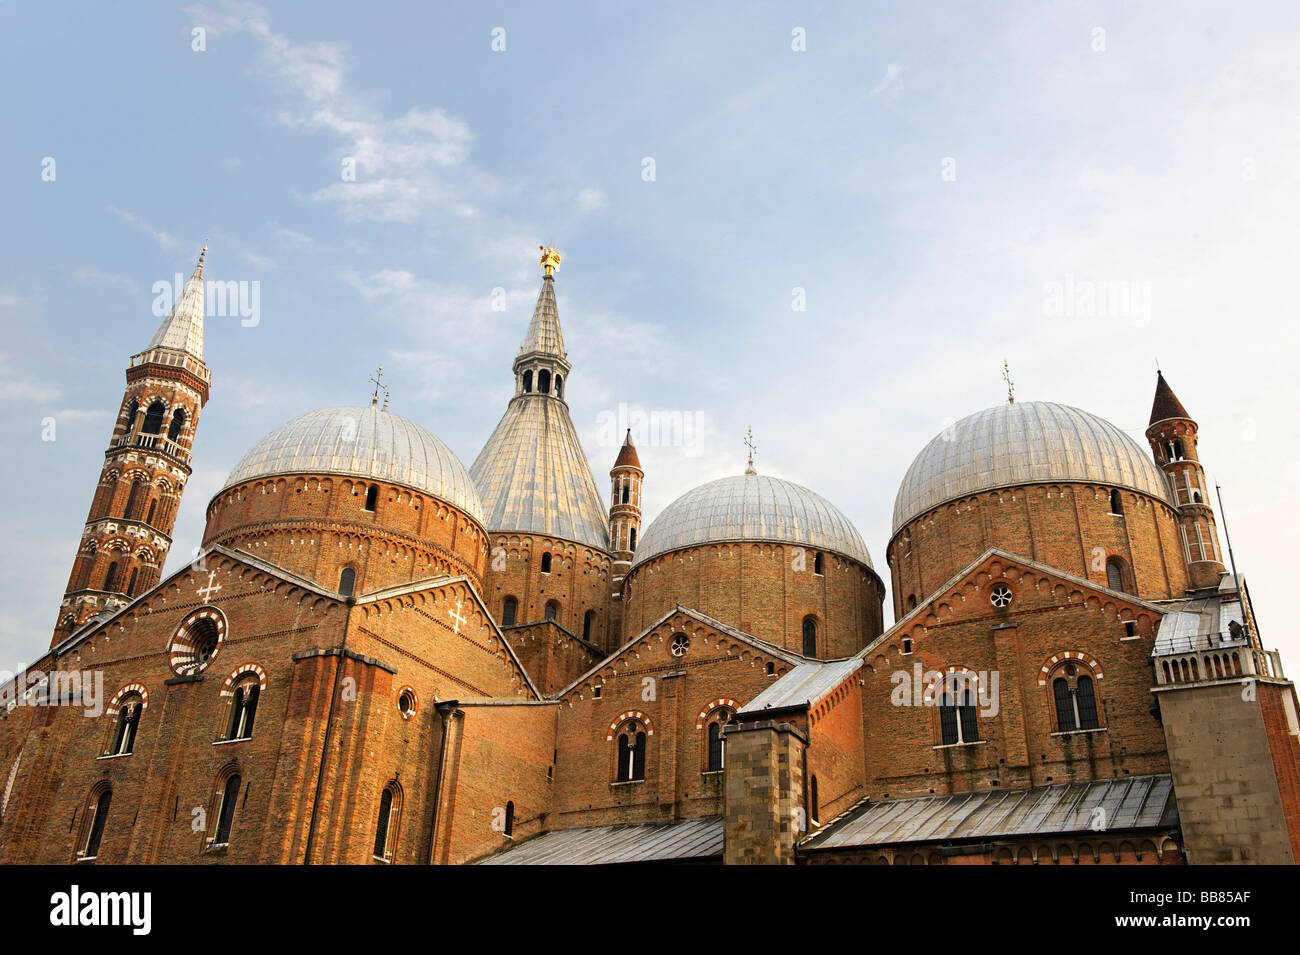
[197,570,222,602]
[448,599,467,634]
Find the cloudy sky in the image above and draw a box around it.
[1,1,1296,672]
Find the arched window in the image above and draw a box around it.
[616,723,647,782]
[338,567,356,597]
[373,783,401,861]
[1105,556,1130,594]
[78,785,112,860]
[502,596,518,626]
[1110,489,1123,515]
[802,616,818,657]
[814,552,825,575]
[545,600,559,622]
[939,677,980,745]
[123,399,139,437]
[538,370,551,394]
[1173,439,1186,460]
[167,407,186,443]
[141,401,166,436]
[363,484,378,512]
[126,567,138,595]
[504,800,515,837]
[212,773,241,846]
[707,712,738,779]
[523,370,533,393]
[1053,664,1102,731]
[103,561,119,592]
[227,677,260,740]
[110,695,142,756]
[553,375,562,397]
[145,498,157,525]
[809,775,819,824]
[583,609,596,641]
[125,477,147,520]
[540,552,552,573]
[906,594,917,612]
[629,527,637,550]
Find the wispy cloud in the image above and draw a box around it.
[104,205,186,250]
[0,352,60,403]
[868,62,903,98]
[72,267,140,295]
[188,1,498,223]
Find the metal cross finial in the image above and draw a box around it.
[744,427,757,475]
[1002,359,1015,405]
[369,366,386,408]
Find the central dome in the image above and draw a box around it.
[632,473,874,569]
[892,400,1172,534]
[222,406,485,524]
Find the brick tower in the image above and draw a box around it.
[52,248,211,645]
[608,429,642,567]
[1145,371,1226,591]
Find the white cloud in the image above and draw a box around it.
[869,62,903,98]
[104,205,186,250]
[576,188,608,214]
[187,2,497,223]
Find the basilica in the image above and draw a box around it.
[1,246,1297,865]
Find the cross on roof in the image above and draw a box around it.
[744,427,757,475]
[1002,359,1015,405]
[369,366,389,409]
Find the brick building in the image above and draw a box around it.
[1,246,1297,866]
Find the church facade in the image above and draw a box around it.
[1,247,1297,866]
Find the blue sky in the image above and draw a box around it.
[1,1,1297,671]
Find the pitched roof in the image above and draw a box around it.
[801,774,1179,852]
[475,816,722,865]
[1149,371,1191,425]
[553,604,804,699]
[738,658,862,716]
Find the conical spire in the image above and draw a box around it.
[614,428,641,469]
[144,246,206,362]
[1149,370,1190,425]
[517,271,567,361]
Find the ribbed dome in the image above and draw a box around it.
[222,406,485,524]
[470,397,610,549]
[632,474,874,569]
[892,400,1172,534]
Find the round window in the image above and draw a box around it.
[669,634,690,657]
[168,609,225,676]
[990,584,1013,608]
[398,688,417,719]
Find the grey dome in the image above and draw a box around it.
[222,406,485,524]
[892,400,1172,535]
[632,473,874,569]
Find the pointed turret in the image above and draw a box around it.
[143,246,207,363]
[1144,371,1225,592]
[609,429,643,564]
[511,246,572,400]
[53,247,214,645]
[1149,370,1190,426]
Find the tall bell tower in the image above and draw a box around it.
[1145,371,1226,592]
[52,248,212,645]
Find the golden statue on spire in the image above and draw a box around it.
[539,245,562,277]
